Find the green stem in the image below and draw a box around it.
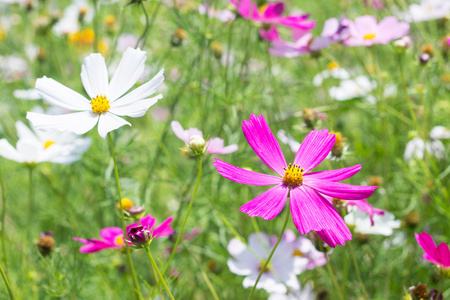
[145,247,175,300]
[0,263,13,299]
[136,1,150,48]
[163,155,202,276]
[0,163,7,266]
[107,133,141,299]
[348,241,369,300]
[248,199,291,300]
[325,255,345,300]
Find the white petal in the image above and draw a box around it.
[17,139,42,163]
[0,139,23,162]
[109,95,162,118]
[15,121,40,145]
[404,137,424,161]
[106,48,146,101]
[81,53,109,99]
[97,113,131,139]
[27,111,98,135]
[430,126,450,139]
[35,76,91,110]
[112,69,164,105]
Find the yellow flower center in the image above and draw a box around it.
[363,33,376,40]
[258,260,271,273]
[283,163,304,187]
[44,140,55,149]
[327,61,339,70]
[293,249,305,257]
[91,95,110,114]
[114,234,124,246]
[117,198,134,211]
[259,3,269,14]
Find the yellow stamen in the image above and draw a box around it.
[114,234,124,246]
[116,198,134,211]
[258,260,271,273]
[293,249,305,257]
[44,140,55,149]
[363,33,376,40]
[282,163,304,187]
[91,95,110,114]
[327,61,339,70]
[259,3,269,14]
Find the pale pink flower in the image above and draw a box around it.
[344,15,409,47]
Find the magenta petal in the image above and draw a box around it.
[293,129,335,172]
[234,0,259,19]
[152,217,174,238]
[316,227,351,248]
[437,243,450,267]
[304,165,361,182]
[304,179,377,200]
[242,114,287,176]
[240,185,288,220]
[99,227,124,243]
[140,215,157,229]
[213,158,282,186]
[73,238,115,253]
[290,186,348,237]
[262,2,284,18]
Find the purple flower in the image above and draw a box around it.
[171,120,238,155]
[127,225,151,246]
[73,214,174,253]
[213,114,377,247]
[344,15,409,47]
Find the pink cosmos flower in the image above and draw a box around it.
[344,15,409,47]
[270,16,350,57]
[229,0,315,30]
[171,120,238,155]
[213,114,377,247]
[415,232,450,268]
[73,214,173,253]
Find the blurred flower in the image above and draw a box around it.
[419,53,431,64]
[116,197,134,211]
[214,114,377,247]
[346,199,384,226]
[198,3,235,22]
[344,205,400,236]
[36,232,55,256]
[116,34,140,52]
[0,121,91,165]
[73,214,173,253]
[13,89,41,100]
[0,55,29,81]
[27,48,164,139]
[268,282,315,300]
[171,121,238,155]
[312,62,350,86]
[344,15,409,47]
[415,232,450,268]
[227,233,300,293]
[399,0,450,23]
[53,0,93,35]
[283,230,328,272]
[404,126,450,161]
[229,0,315,31]
[329,75,376,101]
[270,16,349,57]
[394,36,412,49]
[171,28,187,46]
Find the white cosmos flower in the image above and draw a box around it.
[0,121,91,165]
[26,47,164,139]
[312,65,350,86]
[227,233,300,294]
[268,282,315,300]
[399,0,450,23]
[344,206,400,236]
[404,126,450,161]
[329,75,376,101]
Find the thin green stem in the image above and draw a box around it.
[248,199,291,300]
[107,133,141,300]
[136,1,150,48]
[0,263,13,299]
[348,241,369,300]
[145,247,175,300]
[325,255,345,300]
[0,163,7,266]
[163,155,202,276]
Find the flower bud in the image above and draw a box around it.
[330,132,347,158]
[127,225,151,247]
[405,211,420,227]
[171,28,187,46]
[128,206,144,217]
[36,232,55,256]
[419,53,431,65]
[394,36,412,50]
[368,176,383,186]
[421,44,434,56]
[116,197,134,211]
[189,135,206,154]
[210,41,223,59]
[409,284,429,300]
